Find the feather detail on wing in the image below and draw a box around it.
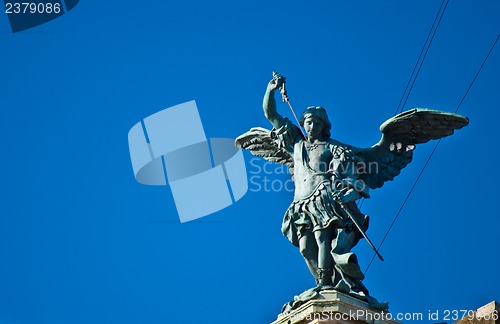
[358,108,469,190]
[235,127,294,168]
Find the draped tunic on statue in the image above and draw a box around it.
[270,119,369,248]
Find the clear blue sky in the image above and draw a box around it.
[0,1,498,323]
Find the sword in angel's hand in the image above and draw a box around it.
[272,71,288,102]
[272,71,307,139]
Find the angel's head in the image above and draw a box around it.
[300,106,332,139]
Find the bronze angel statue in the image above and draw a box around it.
[235,72,468,312]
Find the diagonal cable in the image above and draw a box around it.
[358,1,449,211]
[394,0,449,116]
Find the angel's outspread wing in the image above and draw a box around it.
[234,127,294,168]
[358,108,469,190]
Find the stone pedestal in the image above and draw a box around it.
[272,290,400,324]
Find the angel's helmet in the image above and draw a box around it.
[300,106,332,138]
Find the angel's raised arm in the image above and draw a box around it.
[263,74,287,129]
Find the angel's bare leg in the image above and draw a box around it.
[299,232,319,281]
[314,228,334,285]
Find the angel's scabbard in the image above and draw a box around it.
[337,200,384,262]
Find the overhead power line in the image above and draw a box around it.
[454,34,499,114]
[358,0,449,211]
[394,0,449,116]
